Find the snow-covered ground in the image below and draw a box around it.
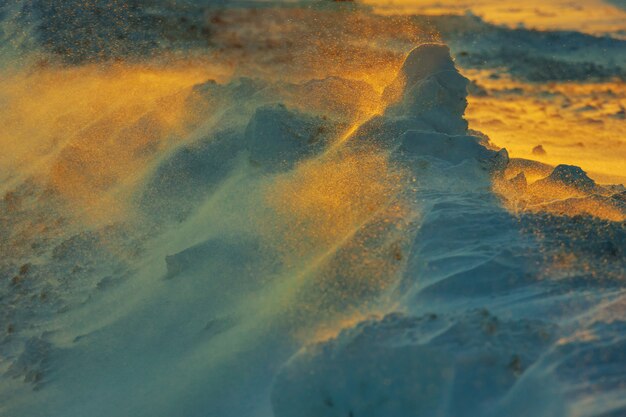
[364,0,626,37]
[0,2,625,417]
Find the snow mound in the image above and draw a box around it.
[350,44,469,149]
[532,164,598,195]
[245,104,334,170]
[384,44,468,125]
[269,38,626,417]
[272,310,559,417]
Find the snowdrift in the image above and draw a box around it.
[0,5,625,417]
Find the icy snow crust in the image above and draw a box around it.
[0,4,625,417]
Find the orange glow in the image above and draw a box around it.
[204,7,430,91]
[494,176,625,222]
[0,58,227,223]
[362,0,626,37]
[261,147,416,338]
[465,70,626,185]
[264,148,410,259]
[303,310,385,344]
[0,8,429,226]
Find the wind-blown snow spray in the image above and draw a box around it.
[0,4,625,417]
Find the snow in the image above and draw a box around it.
[272,311,562,417]
[0,2,625,417]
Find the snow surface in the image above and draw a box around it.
[0,2,625,417]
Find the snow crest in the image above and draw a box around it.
[270,44,626,417]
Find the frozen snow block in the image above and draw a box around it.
[396,43,457,88]
[383,43,469,127]
[400,70,469,120]
[398,130,508,170]
[244,104,332,171]
[533,164,599,195]
[348,44,470,146]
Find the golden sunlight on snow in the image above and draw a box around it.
[261,147,416,337]
[363,0,626,36]
[465,70,626,185]
[0,59,227,222]
[264,148,409,260]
